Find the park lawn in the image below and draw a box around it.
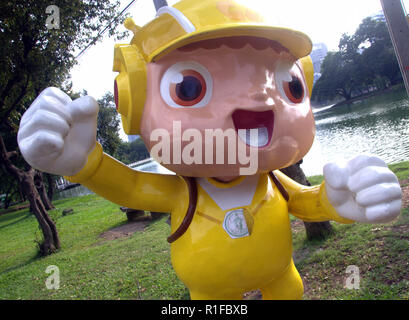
[0,195,188,299]
[291,206,409,299]
[0,161,408,300]
[295,161,409,299]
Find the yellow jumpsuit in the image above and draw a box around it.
[67,143,353,300]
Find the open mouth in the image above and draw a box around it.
[232,109,274,148]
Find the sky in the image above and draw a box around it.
[70,0,409,140]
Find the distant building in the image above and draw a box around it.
[310,43,328,84]
[371,11,386,22]
[128,135,140,143]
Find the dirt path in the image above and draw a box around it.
[99,220,150,240]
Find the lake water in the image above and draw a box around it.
[302,87,409,176]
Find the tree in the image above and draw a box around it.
[0,168,23,209]
[354,17,402,86]
[312,51,356,102]
[115,138,150,165]
[34,171,54,211]
[0,0,127,255]
[312,16,403,105]
[96,93,122,157]
[0,138,60,253]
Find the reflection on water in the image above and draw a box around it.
[302,88,409,176]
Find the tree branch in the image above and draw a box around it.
[0,74,23,112]
[0,74,30,126]
[0,134,23,179]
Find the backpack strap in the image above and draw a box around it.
[268,171,290,202]
[167,176,198,243]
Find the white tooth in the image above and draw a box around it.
[256,127,269,146]
[238,128,269,147]
[238,129,247,144]
[248,129,259,147]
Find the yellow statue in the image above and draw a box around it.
[17,0,402,299]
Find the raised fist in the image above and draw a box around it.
[17,87,99,176]
[323,155,402,223]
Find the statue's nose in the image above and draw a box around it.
[250,92,269,102]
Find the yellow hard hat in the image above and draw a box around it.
[113,0,313,135]
[126,0,312,62]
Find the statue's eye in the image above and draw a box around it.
[275,63,306,105]
[160,62,213,109]
[284,76,305,104]
[170,70,206,107]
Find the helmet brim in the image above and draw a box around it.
[149,23,313,62]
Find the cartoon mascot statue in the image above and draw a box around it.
[17,0,402,300]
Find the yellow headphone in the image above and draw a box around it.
[300,56,314,98]
[113,44,146,135]
[112,0,314,135]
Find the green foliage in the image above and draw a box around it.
[312,16,402,104]
[85,90,148,164]
[115,138,150,165]
[96,93,121,157]
[0,0,129,195]
[0,0,129,209]
[307,175,324,186]
[0,171,21,208]
[312,51,356,102]
[0,0,131,256]
[0,0,127,128]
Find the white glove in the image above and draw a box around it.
[17,87,99,176]
[323,155,402,223]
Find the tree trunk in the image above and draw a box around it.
[22,170,60,254]
[302,221,333,241]
[3,182,13,209]
[0,135,60,255]
[18,183,25,202]
[45,173,54,202]
[281,160,334,241]
[35,171,54,210]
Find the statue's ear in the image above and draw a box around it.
[113,44,147,135]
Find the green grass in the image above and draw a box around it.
[389,161,409,184]
[292,206,409,300]
[293,161,409,299]
[0,195,188,299]
[0,161,408,300]
[307,175,325,186]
